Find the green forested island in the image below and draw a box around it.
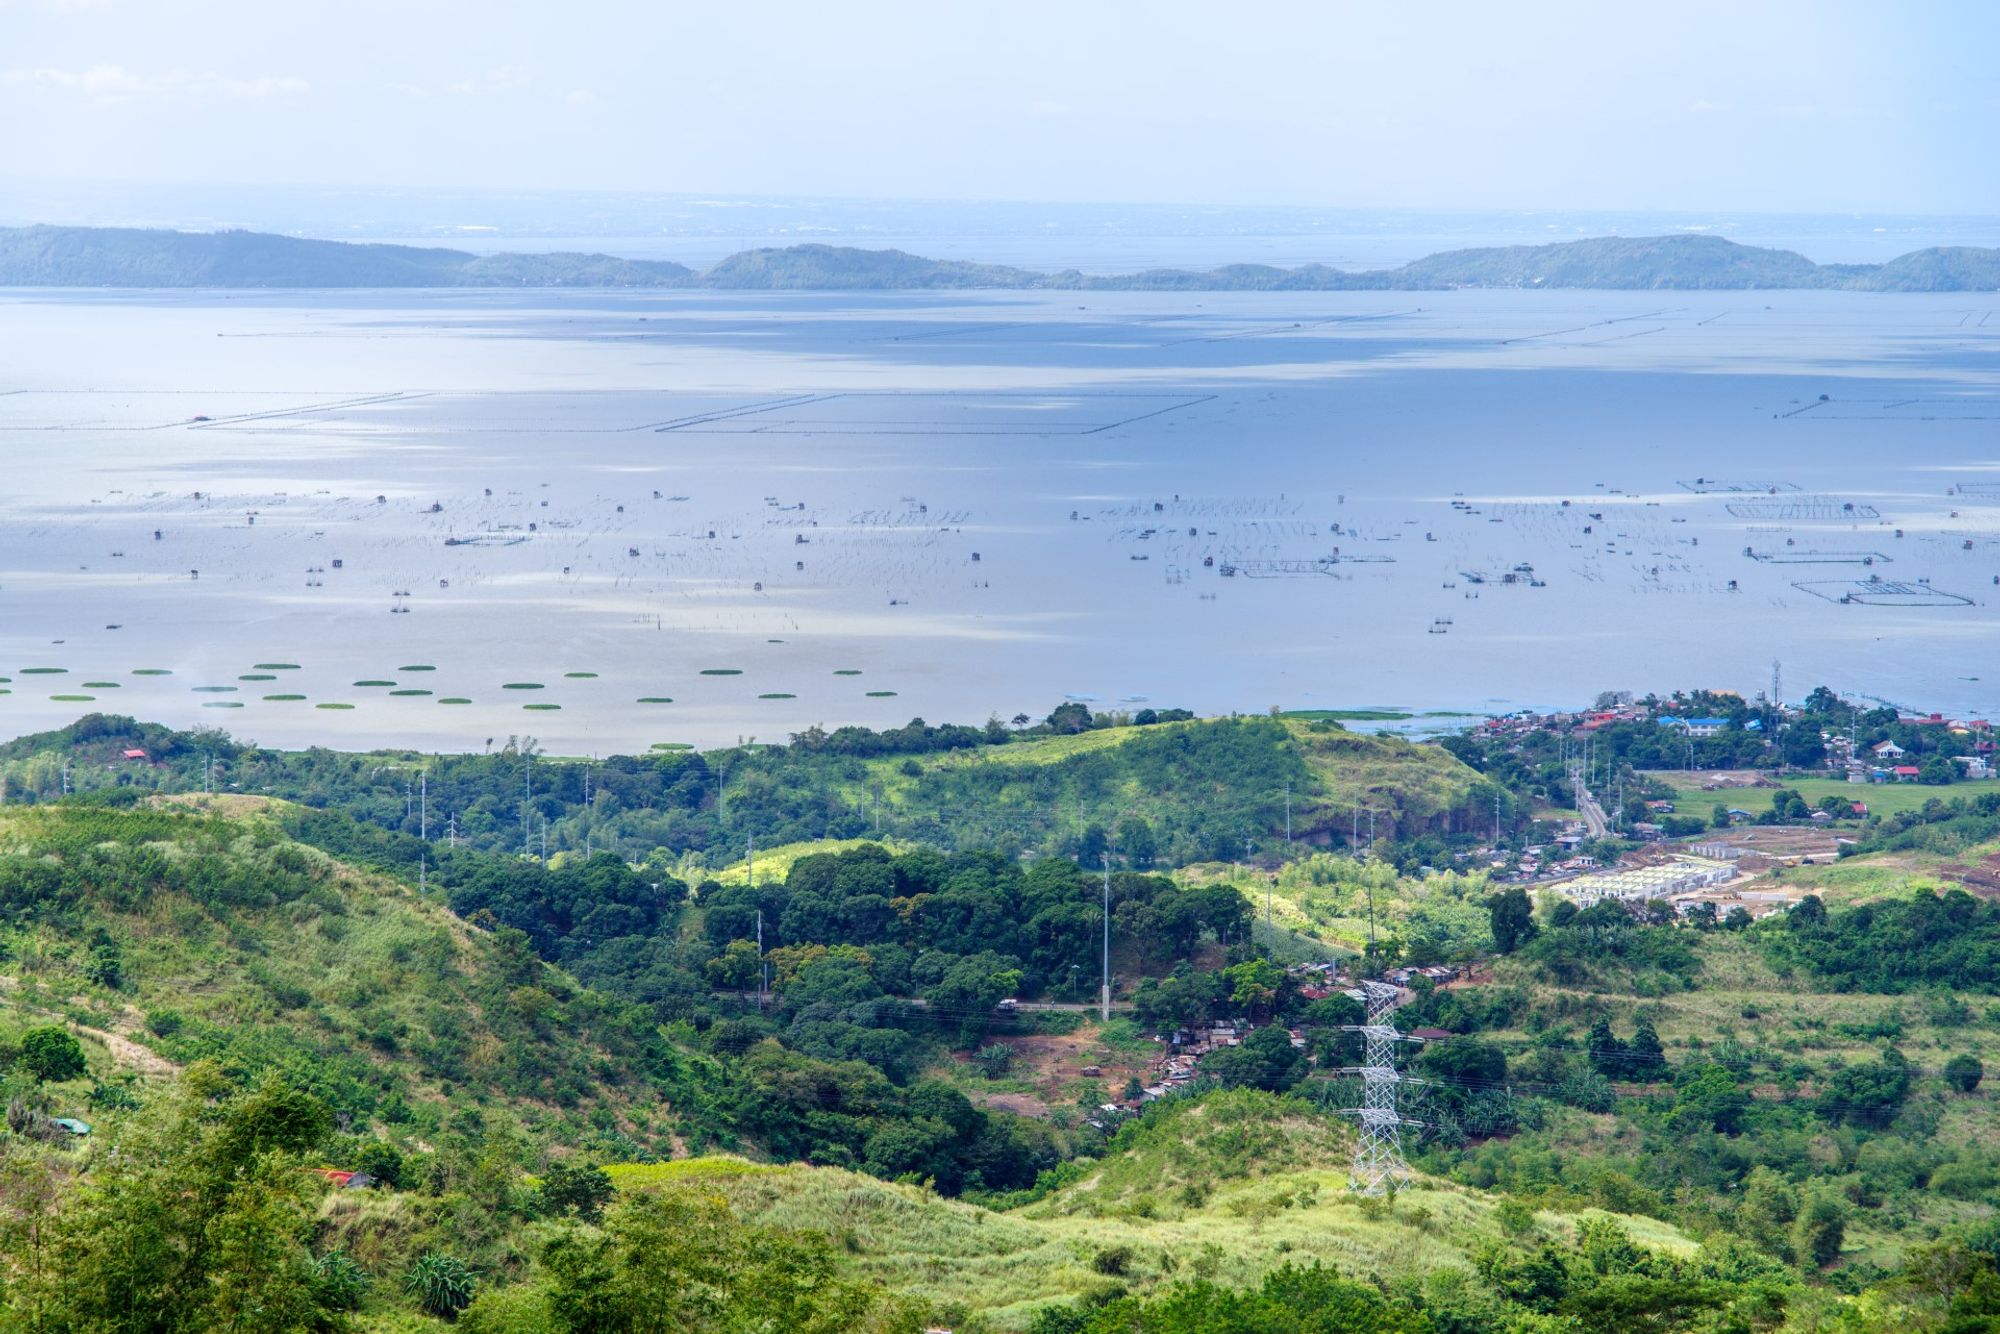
[0,703,1996,1329]
[5,224,2000,291]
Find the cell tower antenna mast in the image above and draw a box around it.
[1338,979,1425,1196]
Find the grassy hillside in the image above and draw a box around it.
[832,716,1494,864]
[590,1092,1702,1331]
[0,797,676,1159]
[1464,867,2000,1273]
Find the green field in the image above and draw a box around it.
[1651,771,2000,818]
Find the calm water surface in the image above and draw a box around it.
[1,287,1996,751]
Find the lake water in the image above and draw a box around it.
[2,286,1997,752]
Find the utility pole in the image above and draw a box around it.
[420,769,428,843]
[1100,850,1112,1022]
[1284,784,1292,844]
[756,909,766,1011]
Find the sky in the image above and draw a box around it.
[3,0,1997,215]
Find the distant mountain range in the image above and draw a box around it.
[4,224,1998,291]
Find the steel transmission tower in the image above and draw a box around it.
[1339,980,1424,1195]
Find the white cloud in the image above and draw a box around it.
[2,63,307,100]
[445,65,532,96]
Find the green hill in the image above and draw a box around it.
[7,225,1999,291]
[568,1092,1708,1330]
[0,712,1501,868]
[0,224,695,287]
[698,243,1044,289]
[1392,233,1829,290]
[0,797,676,1157]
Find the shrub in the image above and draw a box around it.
[538,1160,615,1222]
[311,1250,369,1312]
[1793,1190,1848,1271]
[354,1141,406,1189]
[18,1027,86,1083]
[1495,1197,1536,1237]
[406,1252,478,1320]
[1090,1244,1135,1276]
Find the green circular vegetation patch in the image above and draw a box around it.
[865,691,898,697]
[192,686,237,693]
[758,693,797,699]
[132,669,172,676]
[202,701,244,709]
[21,668,66,675]
[637,697,674,704]
[438,697,472,705]
[502,682,545,690]
[316,702,355,710]
[254,663,300,671]
[833,669,863,676]
[523,703,561,711]
[238,674,275,681]
[50,694,94,702]
[699,668,742,676]
[390,689,433,697]
[353,679,395,688]
[83,681,120,689]
[398,665,437,672]
[263,694,307,702]
[563,671,598,679]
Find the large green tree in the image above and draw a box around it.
[14,1069,341,1333]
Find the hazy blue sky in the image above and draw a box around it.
[3,0,1996,213]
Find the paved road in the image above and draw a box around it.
[1572,765,1610,838]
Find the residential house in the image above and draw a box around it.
[1661,717,1730,739]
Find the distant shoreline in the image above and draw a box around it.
[4,224,1999,292]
